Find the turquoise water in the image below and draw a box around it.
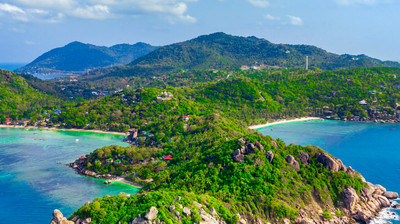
[0,128,140,224]
[258,120,400,223]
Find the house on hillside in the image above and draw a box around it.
[106,158,114,163]
[359,100,367,105]
[54,110,62,115]
[182,116,189,121]
[163,155,173,161]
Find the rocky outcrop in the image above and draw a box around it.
[232,140,265,163]
[130,206,161,224]
[266,151,274,164]
[50,209,90,224]
[297,152,309,166]
[342,186,359,210]
[383,191,399,199]
[286,155,300,172]
[315,153,346,172]
[145,206,158,221]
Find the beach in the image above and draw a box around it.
[248,117,322,129]
[0,125,127,136]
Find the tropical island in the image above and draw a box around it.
[2,33,400,224]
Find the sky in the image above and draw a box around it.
[0,0,400,63]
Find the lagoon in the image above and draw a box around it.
[0,128,140,224]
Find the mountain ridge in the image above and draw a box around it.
[15,41,159,75]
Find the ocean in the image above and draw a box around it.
[0,63,26,72]
[0,128,140,224]
[258,119,400,223]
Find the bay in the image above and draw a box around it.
[258,120,400,223]
[0,128,140,224]
[0,63,26,72]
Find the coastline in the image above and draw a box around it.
[0,125,127,136]
[248,117,322,129]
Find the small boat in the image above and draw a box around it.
[75,139,79,142]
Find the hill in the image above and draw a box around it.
[74,32,400,91]
[129,32,400,71]
[15,41,158,75]
[0,69,60,122]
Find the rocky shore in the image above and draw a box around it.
[67,157,142,188]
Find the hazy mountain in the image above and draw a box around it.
[15,41,158,75]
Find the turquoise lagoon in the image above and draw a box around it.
[0,128,140,224]
[258,119,400,223]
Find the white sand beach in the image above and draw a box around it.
[248,117,322,129]
[0,125,127,136]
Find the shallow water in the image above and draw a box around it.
[258,120,400,223]
[0,128,140,224]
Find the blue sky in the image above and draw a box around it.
[0,0,399,63]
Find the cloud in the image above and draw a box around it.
[264,14,279,21]
[71,5,110,19]
[287,15,303,26]
[247,0,269,8]
[1,0,197,23]
[0,3,25,14]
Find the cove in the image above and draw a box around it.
[258,119,400,223]
[0,128,140,224]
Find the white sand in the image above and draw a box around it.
[0,125,127,136]
[248,117,322,129]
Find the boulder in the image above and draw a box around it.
[265,151,274,164]
[174,196,182,201]
[342,186,359,211]
[168,205,176,213]
[271,140,279,149]
[296,152,309,166]
[315,153,346,172]
[392,204,400,209]
[255,142,264,152]
[232,149,241,156]
[238,138,246,144]
[346,166,356,176]
[245,143,256,154]
[232,154,245,163]
[355,211,369,224]
[383,191,399,199]
[49,209,75,224]
[210,207,218,216]
[144,206,158,221]
[131,216,151,224]
[286,155,300,172]
[377,195,391,208]
[199,207,219,224]
[182,207,191,217]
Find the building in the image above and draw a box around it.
[163,155,173,161]
[182,116,189,121]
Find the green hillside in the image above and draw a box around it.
[0,69,60,121]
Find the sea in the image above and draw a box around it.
[258,119,400,223]
[0,63,74,80]
[0,63,26,72]
[0,128,140,224]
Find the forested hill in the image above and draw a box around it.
[129,32,399,71]
[0,69,59,121]
[15,41,158,75]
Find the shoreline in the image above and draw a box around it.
[248,117,323,129]
[0,125,127,136]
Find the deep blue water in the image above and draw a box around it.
[0,63,26,71]
[0,128,140,224]
[258,120,400,223]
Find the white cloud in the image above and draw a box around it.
[264,14,279,21]
[15,0,76,10]
[2,0,197,23]
[288,15,303,26]
[0,3,25,14]
[71,5,110,19]
[247,0,269,8]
